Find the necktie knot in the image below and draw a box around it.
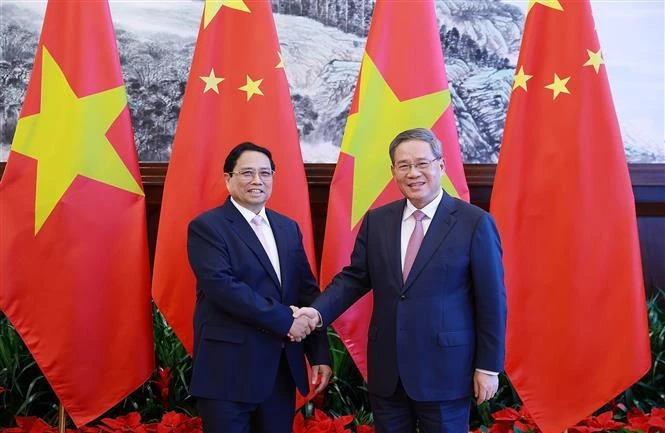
[251,215,265,226]
[412,210,426,222]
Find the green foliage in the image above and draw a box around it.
[0,313,59,426]
[619,292,665,411]
[324,328,372,423]
[151,307,194,414]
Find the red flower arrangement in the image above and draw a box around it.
[470,405,665,433]
[482,406,539,433]
[626,407,665,433]
[3,406,664,433]
[152,368,172,409]
[293,409,354,433]
[99,412,147,433]
[1,416,56,433]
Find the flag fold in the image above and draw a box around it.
[0,0,154,425]
[491,1,651,431]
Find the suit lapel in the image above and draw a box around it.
[402,194,457,293]
[222,201,281,290]
[388,200,407,293]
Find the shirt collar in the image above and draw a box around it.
[230,197,269,224]
[402,189,443,221]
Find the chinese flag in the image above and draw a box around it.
[0,0,154,426]
[490,1,651,431]
[319,0,469,378]
[152,0,316,356]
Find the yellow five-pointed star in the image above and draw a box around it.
[203,0,250,29]
[583,49,605,74]
[342,52,452,227]
[275,52,285,69]
[239,75,264,101]
[544,73,571,100]
[513,66,533,91]
[11,46,143,234]
[527,0,563,13]
[200,68,224,94]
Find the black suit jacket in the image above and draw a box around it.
[187,199,330,402]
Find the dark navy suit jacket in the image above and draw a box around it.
[312,193,506,401]
[187,199,330,403]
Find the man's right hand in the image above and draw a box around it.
[293,307,321,328]
[288,315,314,342]
[287,306,322,341]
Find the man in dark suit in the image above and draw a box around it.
[296,128,507,433]
[187,142,331,433]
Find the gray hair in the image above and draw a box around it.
[388,128,443,163]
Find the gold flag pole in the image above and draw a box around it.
[58,404,66,433]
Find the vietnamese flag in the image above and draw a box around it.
[319,0,469,378]
[490,1,651,431]
[151,0,316,356]
[0,0,154,426]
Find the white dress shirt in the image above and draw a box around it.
[230,198,281,283]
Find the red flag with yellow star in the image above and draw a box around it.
[319,0,469,378]
[490,1,651,431]
[152,0,316,356]
[0,0,154,426]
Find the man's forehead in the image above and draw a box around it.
[235,151,271,167]
[394,153,436,162]
[236,163,272,167]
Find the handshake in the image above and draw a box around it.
[287,306,322,342]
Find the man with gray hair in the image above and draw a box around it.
[296,128,507,433]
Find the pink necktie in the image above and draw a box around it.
[403,210,426,283]
[251,215,281,282]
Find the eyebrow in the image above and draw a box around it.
[237,165,272,170]
[395,158,433,164]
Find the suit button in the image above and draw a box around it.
[400,295,407,300]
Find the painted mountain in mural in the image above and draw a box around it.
[0,0,662,162]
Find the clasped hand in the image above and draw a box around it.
[287,306,321,342]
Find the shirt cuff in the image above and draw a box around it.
[475,368,499,376]
[315,310,323,329]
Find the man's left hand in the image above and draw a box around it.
[311,364,333,394]
[473,371,499,404]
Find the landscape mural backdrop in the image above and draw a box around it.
[1,0,663,163]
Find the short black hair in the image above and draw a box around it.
[224,142,276,174]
